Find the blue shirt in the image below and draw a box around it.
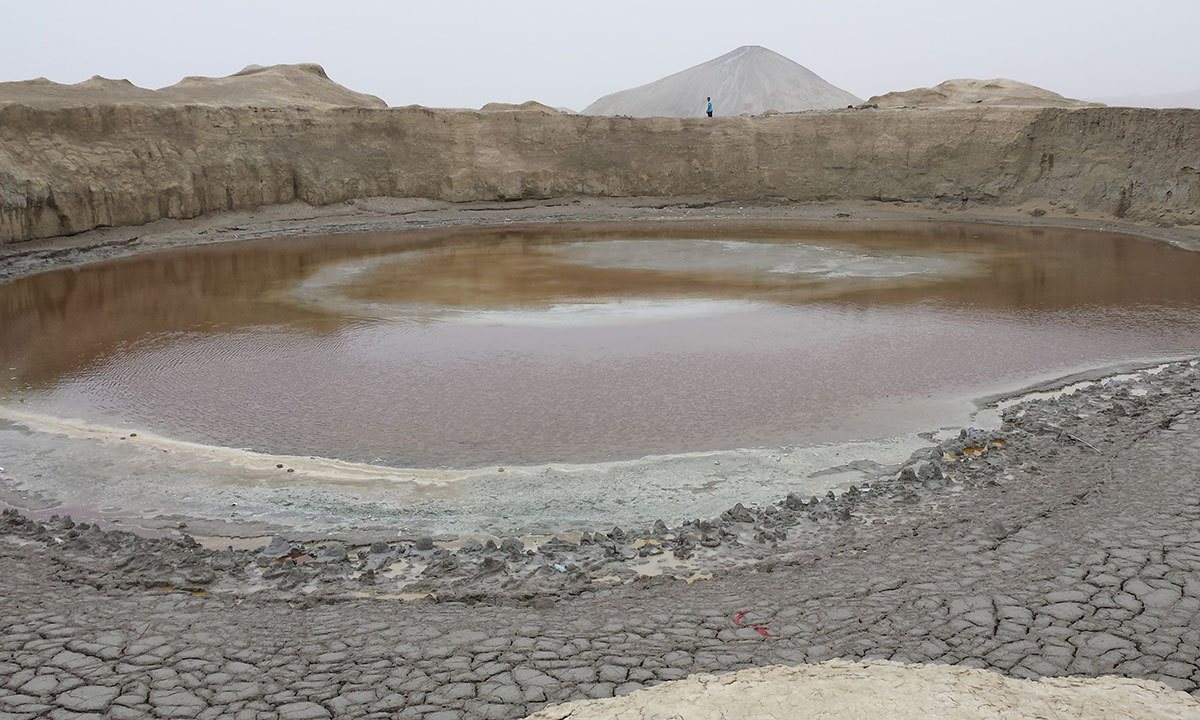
[707,101,713,112]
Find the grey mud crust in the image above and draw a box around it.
[2,358,1199,719]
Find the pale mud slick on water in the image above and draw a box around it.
[2,220,1200,535]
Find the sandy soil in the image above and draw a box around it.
[526,660,1199,719]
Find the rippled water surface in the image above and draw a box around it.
[3,221,1200,467]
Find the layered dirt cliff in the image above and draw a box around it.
[1,101,1197,243]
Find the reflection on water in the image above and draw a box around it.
[2,220,1200,467]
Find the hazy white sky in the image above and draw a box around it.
[2,0,1197,109]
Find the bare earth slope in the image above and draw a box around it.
[480,101,561,113]
[581,45,863,117]
[869,78,1103,109]
[157,64,387,109]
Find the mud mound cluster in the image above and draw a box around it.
[868,78,1103,109]
[0,63,386,109]
[480,101,562,113]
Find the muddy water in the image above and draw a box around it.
[3,221,1200,470]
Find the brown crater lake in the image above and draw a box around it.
[3,220,1200,468]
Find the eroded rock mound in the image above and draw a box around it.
[158,63,387,108]
[582,45,862,117]
[0,63,386,109]
[869,78,1103,109]
[480,100,561,113]
[525,660,1200,720]
[0,75,162,107]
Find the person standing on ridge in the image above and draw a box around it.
[706,97,713,117]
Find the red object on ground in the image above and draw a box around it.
[734,610,774,637]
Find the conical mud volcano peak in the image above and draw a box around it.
[582,45,862,117]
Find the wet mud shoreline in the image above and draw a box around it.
[3,195,1199,284]
[2,201,1199,718]
[0,358,1194,602]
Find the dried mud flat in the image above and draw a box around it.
[2,204,1200,719]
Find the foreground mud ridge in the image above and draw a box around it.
[2,103,1198,243]
[2,359,1198,718]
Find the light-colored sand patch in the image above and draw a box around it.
[0,400,930,536]
[524,660,1199,719]
[0,405,464,486]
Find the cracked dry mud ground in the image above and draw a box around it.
[2,362,1200,719]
